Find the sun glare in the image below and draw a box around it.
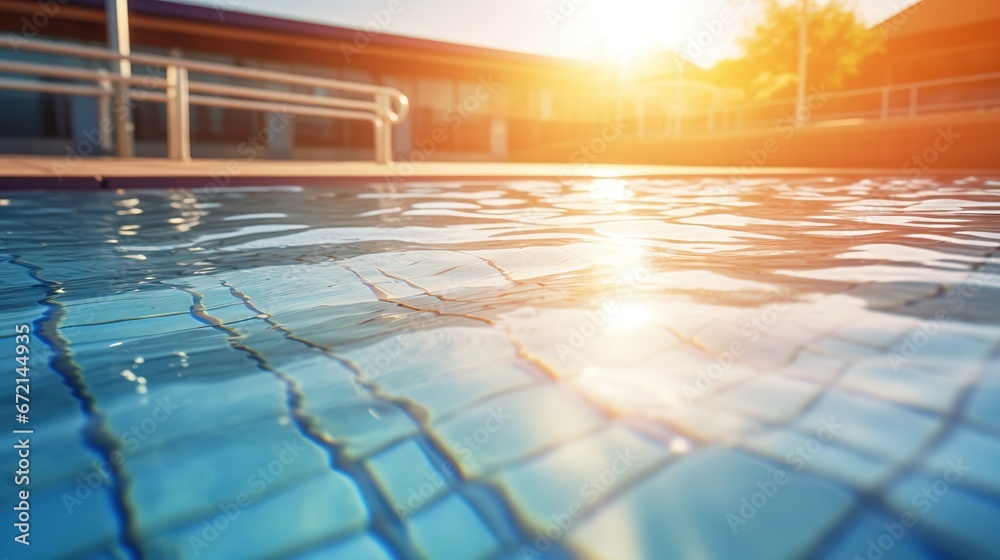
[594,0,702,56]
[608,303,654,330]
[589,178,633,201]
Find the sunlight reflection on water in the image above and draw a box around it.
[2,175,999,559]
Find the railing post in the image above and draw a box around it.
[372,119,390,164]
[374,93,392,164]
[636,95,645,139]
[166,64,190,160]
[106,0,134,157]
[97,70,113,153]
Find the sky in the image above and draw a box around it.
[175,0,921,67]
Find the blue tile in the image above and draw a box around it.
[150,471,369,559]
[433,384,604,477]
[405,494,501,560]
[886,475,1000,558]
[366,438,454,518]
[792,390,941,464]
[814,511,938,560]
[568,448,855,559]
[923,428,1000,497]
[291,532,394,560]
[492,425,670,533]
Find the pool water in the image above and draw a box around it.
[1,176,999,560]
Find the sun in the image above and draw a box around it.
[593,0,702,57]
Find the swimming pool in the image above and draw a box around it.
[2,176,999,559]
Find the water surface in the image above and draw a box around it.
[1,176,999,559]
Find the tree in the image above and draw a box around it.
[710,0,884,100]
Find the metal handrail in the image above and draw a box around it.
[697,71,1000,135]
[627,70,1000,138]
[0,37,410,162]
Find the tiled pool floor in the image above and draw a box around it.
[1,176,999,559]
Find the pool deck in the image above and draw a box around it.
[0,155,994,189]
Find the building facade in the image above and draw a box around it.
[0,0,634,161]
